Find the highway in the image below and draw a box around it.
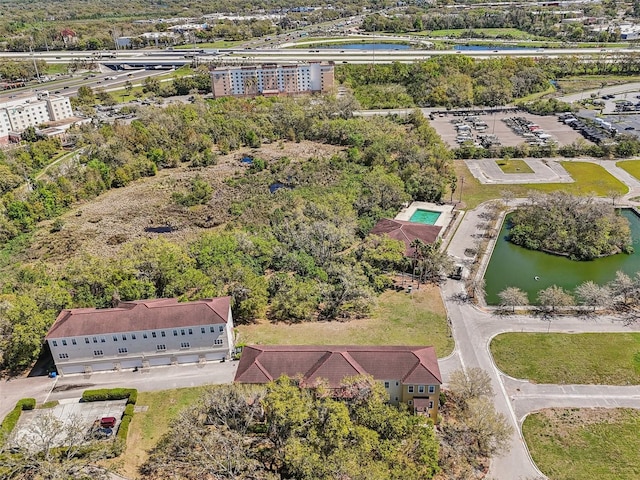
[1,46,640,68]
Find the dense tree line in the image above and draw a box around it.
[362,5,620,42]
[0,98,455,372]
[141,377,440,480]
[507,192,632,260]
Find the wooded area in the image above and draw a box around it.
[0,97,455,372]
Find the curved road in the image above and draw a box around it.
[443,160,640,479]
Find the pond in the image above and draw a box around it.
[483,209,640,305]
[327,43,411,50]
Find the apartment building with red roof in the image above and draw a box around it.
[46,297,234,375]
[235,345,442,419]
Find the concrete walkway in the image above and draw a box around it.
[444,192,640,479]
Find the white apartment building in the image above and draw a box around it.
[45,297,235,376]
[211,62,335,98]
[0,91,74,145]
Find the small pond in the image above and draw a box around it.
[483,209,640,305]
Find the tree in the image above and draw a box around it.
[464,397,513,457]
[447,368,494,401]
[575,281,611,311]
[537,285,574,313]
[498,286,529,312]
[608,270,636,305]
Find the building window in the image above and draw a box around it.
[201,327,206,334]
[210,326,215,333]
[131,333,136,340]
[428,385,436,394]
[188,329,193,335]
[408,400,413,405]
[59,353,69,359]
[384,381,389,389]
[113,335,118,342]
[181,329,185,336]
[429,401,434,409]
[180,342,190,349]
[52,340,58,347]
[395,396,398,401]
[118,347,128,354]
[101,337,106,343]
[156,344,166,351]
[418,386,425,393]
[61,339,67,346]
[143,333,148,339]
[85,338,90,344]
[173,330,178,336]
[71,339,77,345]
[408,385,414,393]
[122,334,127,341]
[214,338,223,345]
[152,332,157,338]
[161,331,166,337]
[94,350,104,356]
[93,337,98,343]
[219,325,224,332]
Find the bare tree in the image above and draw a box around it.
[448,368,494,401]
[608,271,636,305]
[575,281,611,311]
[537,285,574,313]
[500,189,516,208]
[464,397,513,457]
[498,286,529,312]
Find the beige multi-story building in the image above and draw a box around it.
[46,297,235,376]
[235,345,442,419]
[211,62,335,98]
[0,91,74,145]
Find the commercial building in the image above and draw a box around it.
[46,297,235,376]
[235,345,442,419]
[0,91,74,145]
[210,62,335,98]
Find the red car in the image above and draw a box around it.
[100,417,116,428]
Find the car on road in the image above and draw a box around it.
[54,90,60,94]
[625,126,636,130]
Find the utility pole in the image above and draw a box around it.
[458,176,464,204]
[29,39,41,83]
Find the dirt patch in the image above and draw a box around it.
[27,141,344,262]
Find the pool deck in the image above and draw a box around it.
[394,202,454,231]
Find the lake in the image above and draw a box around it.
[483,209,640,305]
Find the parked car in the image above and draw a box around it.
[100,417,116,428]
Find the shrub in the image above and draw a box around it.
[117,414,132,440]
[124,404,135,416]
[1,398,36,442]
[81,388,137,404]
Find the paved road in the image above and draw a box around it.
[444,182,640,479]
[0,360,238,421]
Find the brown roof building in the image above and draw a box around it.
[46,297,234,376]
[370,218,442,257]
[235,345,442,418]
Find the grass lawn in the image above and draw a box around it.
[103,386,208,477]
[44,64,69,75]
[455,160,627,209]
[490,333,640,384]
[420,28,535,40]
[616,160,640,181]
[557,75,640,95]
[495,159,534,174]
[237,287,454,358]
[523,408,640,480]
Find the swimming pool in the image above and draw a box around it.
[409,209,441,225]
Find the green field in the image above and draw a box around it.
[173,40,243,49]
[617,160,640,181]
[422,28,535,40]
[455,160,627,209]
[557,75,640,95]
[496,159,534,174]
[524,408,640,480]
[104,386,207,477]
[237,287,454,358]
[491,333,640,384]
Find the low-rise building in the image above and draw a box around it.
[210,62,335,98]
[46,297,234,376]
[235,345,442,419]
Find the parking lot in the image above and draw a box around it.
[11,399,127,449]
[430,111,588,148]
